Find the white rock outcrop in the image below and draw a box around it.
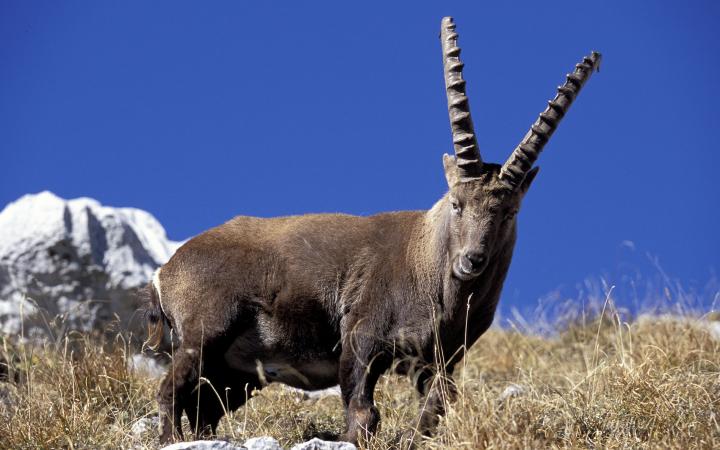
[0,191,182,338]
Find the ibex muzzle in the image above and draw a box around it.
[144,17,601,446]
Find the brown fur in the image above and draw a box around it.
[148,163,539,444]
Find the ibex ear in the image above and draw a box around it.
[443,153,459,187]
[519,166,540,195]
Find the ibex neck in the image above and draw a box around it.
[409,194,517,331]
[408,195,451,305]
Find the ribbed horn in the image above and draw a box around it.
[499,51,602,190]
[441,17,482,180]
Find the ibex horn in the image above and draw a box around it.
[441,17,482,180]
[499,51,602,189]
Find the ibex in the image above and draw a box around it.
[144,17,601,445]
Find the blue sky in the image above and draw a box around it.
[1,2,718,315]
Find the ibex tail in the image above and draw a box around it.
[141,269,171,351]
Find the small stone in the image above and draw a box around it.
[284,385,341,401]
[290,438,356,450]
[159,440,244,450]
[128,354,166,379]
[705,321,720,340]
[0,383,19,412]
[130,416,159,436]
[497,383,526,402]
[244,436,283,450]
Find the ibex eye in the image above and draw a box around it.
[451,202,462,214]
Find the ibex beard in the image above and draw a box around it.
[143,17,601,445]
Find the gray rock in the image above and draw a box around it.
[158,437,355,450]
[0,191,182,339]
[160,440,244,450]
[707,321,720,340]
[0,383,18,413]
[243,436,283,450]
[283,385,341,401]
[637,313,720,341]
[128,353,166,379]
[497,383,526,402]
[290,438,356,450]
[130,416,159,436]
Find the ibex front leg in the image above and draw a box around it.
[338,328,391,445]
[416,369,458,436]
[158,346,202,443]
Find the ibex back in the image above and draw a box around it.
[144,17,601,445]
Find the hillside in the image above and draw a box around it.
[1,309,718,449]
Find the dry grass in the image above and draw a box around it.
[1,309,718,449]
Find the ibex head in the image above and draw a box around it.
[439,17,601,281]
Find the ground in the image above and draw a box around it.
[1,308,718,449]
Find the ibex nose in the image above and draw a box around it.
[464,251,486,270]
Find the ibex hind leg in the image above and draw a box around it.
[185,362,262,439]
[158,347,201,443]
[184,379,221,439]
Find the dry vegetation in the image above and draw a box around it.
[1,306,719,449]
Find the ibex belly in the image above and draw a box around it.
[223,326,340,391]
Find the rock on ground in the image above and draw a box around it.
[0,383,19,414]
[497,383,526,402]
[0,191,182,339]
[637,313,720,341]
[290,438,356,450]
[244,437,283,450]
[283,385,341,400]
[158,437,356,450]
[130,416,159,437]
[159,440,243,450]
[128,353,166,379]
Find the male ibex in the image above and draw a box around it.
[145,17,601,445]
